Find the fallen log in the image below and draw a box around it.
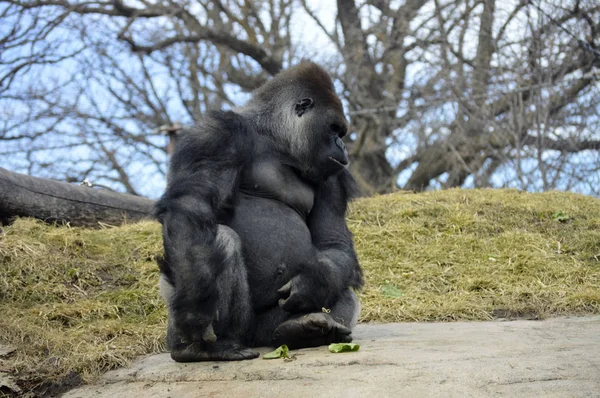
[0,167,156,227]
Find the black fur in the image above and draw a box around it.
[155,62,364,362]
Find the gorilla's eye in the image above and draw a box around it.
[330,123,347,138]
[295,98,314,117]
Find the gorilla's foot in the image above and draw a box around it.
[272,313,353,349]
[170,339,259,362]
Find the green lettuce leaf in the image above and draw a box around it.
[263,344,290,359]
[328,343,360,353]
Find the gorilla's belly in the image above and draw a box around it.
[227,193,315,310]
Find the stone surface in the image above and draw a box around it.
[64,316,600,398]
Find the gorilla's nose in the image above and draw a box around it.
[335,137,345,151]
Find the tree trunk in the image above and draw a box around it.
[351,149,395,195]
[0,168,156,227]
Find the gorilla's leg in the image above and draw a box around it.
[159,225,259,362]
[267,289,361,349]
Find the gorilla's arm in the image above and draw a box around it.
[310,171,364,290]
[279,171,364,312]
[155,111,246,343]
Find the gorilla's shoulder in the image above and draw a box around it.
[174,110,252,159]
[183,110,249,141]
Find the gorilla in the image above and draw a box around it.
[155,62,364,362]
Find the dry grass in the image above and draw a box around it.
[350,189,600,323]
[0,220,165,395]
[0,188,599,394]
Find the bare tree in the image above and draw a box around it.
[1,0,598,197]
[398,0,600,192]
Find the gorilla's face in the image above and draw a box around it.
[250,63,351,182]
[291,94,350,181]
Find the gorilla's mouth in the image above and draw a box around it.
[329,156,349,167]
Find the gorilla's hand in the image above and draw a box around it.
[171,296,217,344]
[168,297,260,363]
[168,316,259,362]
[277,273,330,313]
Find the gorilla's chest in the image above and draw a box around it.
[238,160,315,218]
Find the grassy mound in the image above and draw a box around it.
[351,189,599,322]
[1,188,599,394]
[0,220,164,395]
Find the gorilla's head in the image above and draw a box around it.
[246,62,350,182]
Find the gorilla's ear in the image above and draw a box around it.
[295,98,314,117]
